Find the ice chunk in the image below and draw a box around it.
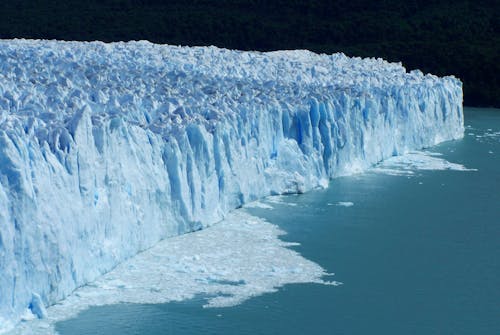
[243,201,274,209]
[371,151,477,176]
[28,294,47,319]
[336,202,354,207]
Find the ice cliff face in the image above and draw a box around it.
[0,40,463,330]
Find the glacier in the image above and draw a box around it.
[0,39,463,331]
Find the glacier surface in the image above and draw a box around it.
[0,39,463,331]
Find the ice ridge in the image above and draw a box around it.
[0,39,463,331]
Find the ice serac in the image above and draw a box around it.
[0,40,463,331]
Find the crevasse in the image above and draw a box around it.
[0,40,463,330]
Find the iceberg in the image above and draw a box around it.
[0,39,463,331]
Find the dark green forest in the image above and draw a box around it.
[0,0,498,107]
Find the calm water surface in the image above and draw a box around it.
[57,108,500,334]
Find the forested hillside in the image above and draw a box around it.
[0,0,498,107]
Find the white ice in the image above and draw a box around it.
[266,196,299,206]
[243,201,274,209]
[370,151,477,176]
[336,202,354,207]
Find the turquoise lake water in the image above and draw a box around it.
[56,108,499,335]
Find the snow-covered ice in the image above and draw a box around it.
[0,39,463,331]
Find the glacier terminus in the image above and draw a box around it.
[0,40,463,331]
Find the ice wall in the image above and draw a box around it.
[0,40,463,331]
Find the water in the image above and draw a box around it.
[56,108,499,335]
